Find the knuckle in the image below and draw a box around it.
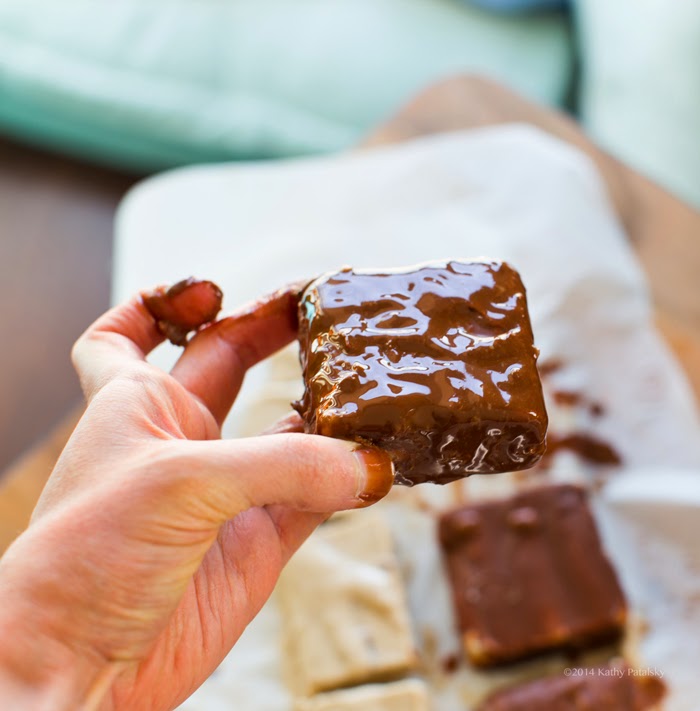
[134,445,234,524]
[70,334,88,370]
[131,445,195,500]
[277,433,353,487]
[109,366,172,401]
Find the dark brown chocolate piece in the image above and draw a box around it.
[552,390,584,407]
[477,661,665,711]
[546,433,622,467]
[538,358,565,378]
[551,390,606,418]
[294,260,548,485]
[439,484,627,667]
[142,277,223,346]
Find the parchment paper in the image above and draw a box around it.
[115,125,700,710]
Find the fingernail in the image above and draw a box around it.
[353,446,395,506]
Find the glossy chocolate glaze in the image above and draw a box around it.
[477,660,665,711]
[294,260,548,485]
[439,485,628,667]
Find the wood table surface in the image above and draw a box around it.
[0,137,136,471]
[1,74,699,555]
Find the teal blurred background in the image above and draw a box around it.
[0,1,572,168]
[1,0,699,206]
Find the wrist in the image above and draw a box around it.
[0,663,77,711]
[0,623,125,711]
[0,538,118,711]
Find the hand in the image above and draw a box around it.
[0,284,394,711]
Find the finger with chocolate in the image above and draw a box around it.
[142,277,223,346]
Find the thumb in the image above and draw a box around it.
[167,434,395,523]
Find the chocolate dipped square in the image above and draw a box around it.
[477,661,665,711]
[439,485,627,667]
[294,260,548,485]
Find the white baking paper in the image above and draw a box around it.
[114,125,700,710]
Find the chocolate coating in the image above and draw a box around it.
[544,432,622,468]
[294,260,548,485]
[142,277,223,346]
[438,485,628,667]
[477,661,665,711]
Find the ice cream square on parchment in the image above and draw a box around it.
[439,484,627,668]
[277,512,417,696]
[294,679,430,711]
[294,260,548,486]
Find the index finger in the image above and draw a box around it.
[73,277,223,402]
[170,283,303,427]
[72,296,165,401]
